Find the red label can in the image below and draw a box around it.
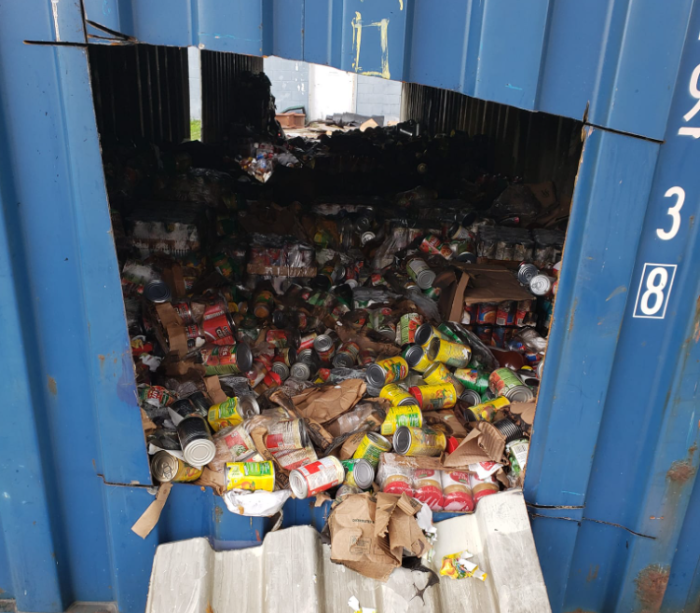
[442,471,475,512]
[476,302,497,324]
[412,469,444,510]
[298,333,317,351]
[202,311,234,344]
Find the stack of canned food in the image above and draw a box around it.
[118,131,560,520]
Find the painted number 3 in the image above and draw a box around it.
[656,187,685,240]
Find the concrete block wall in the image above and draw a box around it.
[355,75,402,123]
[264,56,309,114]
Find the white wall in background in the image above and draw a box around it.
[308,64,357,121]
[188,48,202,121]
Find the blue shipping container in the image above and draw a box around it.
[1,1,699,612]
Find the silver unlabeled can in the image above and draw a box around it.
[406,257,435,289]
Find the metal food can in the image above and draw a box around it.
[379,383,419,406]
[290,348,319,381]
[298,332,318,351]
[442,470,474,512]
[489,368,534,402]
[332,341,360,368]
[408,383,458,410]
[365,356,409,387]
[272,446,318,471]
[358,348,376,367]
[341,458,375,490]
[217,424,256,461]
[474,325,493,344]
[515,300,533,326]
[413,468,444,510]
[381,404,423,435]
[476,303,497,324]
[422,362,464,395]
[493,417,524,443]
[202,312,235,344]
[395,313,423,346]
[173,301,194,325]
[506,439,530,478]
[517,262,540,286]
[225,461,275,492]
[406,257,435,289]
[403,344,433,373]
[393,426,447,457]
[470,473,499,503]
[150,451,202,483]
[423,285,442,300]
[207,396,260,432]
[144,279,171,304]
[427,337,472,368]
[253,290,275,319]
[313,332,339,362]
[459,389,482,407]
[379,462,414,496]
[495,301,515,326]
[270,361,290,381]
[289,456,345,498]
[265,419,308,450]
[265,329,291,348]
[414,323,447,348]
[462,303,477,325]
[463,396,511,422]
[177,415,216,466]
[453,368,490,394]
[352,432,393,467]
[202,344,254,376]
[529,274,555,296]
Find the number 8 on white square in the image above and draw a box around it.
[633,264,678,320]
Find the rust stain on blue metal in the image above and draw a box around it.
[47,376,57,396]
[635,565,670,613]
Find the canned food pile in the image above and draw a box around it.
[109,94,565,522]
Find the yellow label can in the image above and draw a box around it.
[381,404,423,435]
[379,383,415,405]
[208,397,245,432]
[427,338,472,368]
[466,396,510,422]
[352,432,392,467]
[225,461,275,492]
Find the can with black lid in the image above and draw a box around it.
[144,280,172,303]
[493,417,524,444]
[177,415,216,466]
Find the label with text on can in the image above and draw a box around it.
[225,461,275,492]
[393,426,447,457]
[465,396,510,422]
[289,456,345,498]
[507,438,530,476]
[353,432,392,467]
[381,404,423,435]
[264,419,307,451]
[366,356,409,387]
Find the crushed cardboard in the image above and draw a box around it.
[131,482,172,539]
[509,400,537,425]
[291,379,366,424]
[329,492,430,582]
[443,422,507,467]
[154,303,188,356]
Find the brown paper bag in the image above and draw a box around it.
[292,379,366,423]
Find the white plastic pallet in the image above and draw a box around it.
[146,489,550,613]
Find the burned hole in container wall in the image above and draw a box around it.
[87,43,582,524]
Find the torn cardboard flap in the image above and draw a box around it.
[422,410,467,438]
[439,271,470,323]
[131,482,172,539]
[453,264,532,305]
[329,493,430,582]
[154,303,188,356]
[195,467,226,496]
[443,422,507,467]
[340,431,367,460]
[292,379,366,424]
[205,376,229,404]
[509,400,537,425]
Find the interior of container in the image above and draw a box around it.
[87,43,583,513]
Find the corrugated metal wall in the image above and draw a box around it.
[89,44,190,144]
[402,82,583,204]
[200,51,263,143]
